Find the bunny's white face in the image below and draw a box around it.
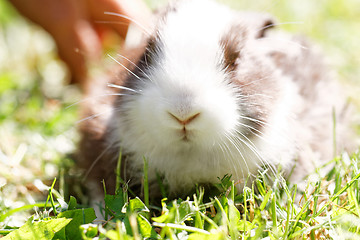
[112,0,296,192]
[119,2,239,147]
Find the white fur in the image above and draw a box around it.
[112,0,299,192]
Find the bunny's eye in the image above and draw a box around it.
[222,39,240,71]
[220,24,246,72]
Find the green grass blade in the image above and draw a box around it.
[115,148,122,193]
[315,171,360,217]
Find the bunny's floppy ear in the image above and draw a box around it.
[236,12,276,38]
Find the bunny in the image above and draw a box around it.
[77,0,352,197]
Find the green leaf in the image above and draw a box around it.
[214,174,233,192]
[188,232,224,240]
[152,213,169,223]
[237,220,254,232]
[79,224,99,239]
[259,190,272,211]
[105,229,135,240]
[137,214,158,238]
[128,197,149,213]
[178,201,193,223]
[105,230,122,240]
[2,217,71,240]
[57,208,96,240]
[104,193,127,219]
[228,199,241,238]
[228,200,240,223]
[53,226,67,240]
[67,196,77,210]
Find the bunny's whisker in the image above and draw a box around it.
[107,83,140,93]
[103,11,151,36]
[116,53,153,80]
[222,134,248,180]
[257,37,308,50]
[66,93,134,109]
[107,54,143,81]
[76,109,114,124]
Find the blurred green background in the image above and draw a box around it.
[0,0,359,226]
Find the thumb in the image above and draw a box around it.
[87,0,152,40]
[54,20,102,85]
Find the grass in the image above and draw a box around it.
[2,153,360,239]
[0,0,359,239]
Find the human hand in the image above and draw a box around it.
[9,0,151,86]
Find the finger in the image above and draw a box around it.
[55,33,87,84]
[87,0,152,39]
[54,21,102,86]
